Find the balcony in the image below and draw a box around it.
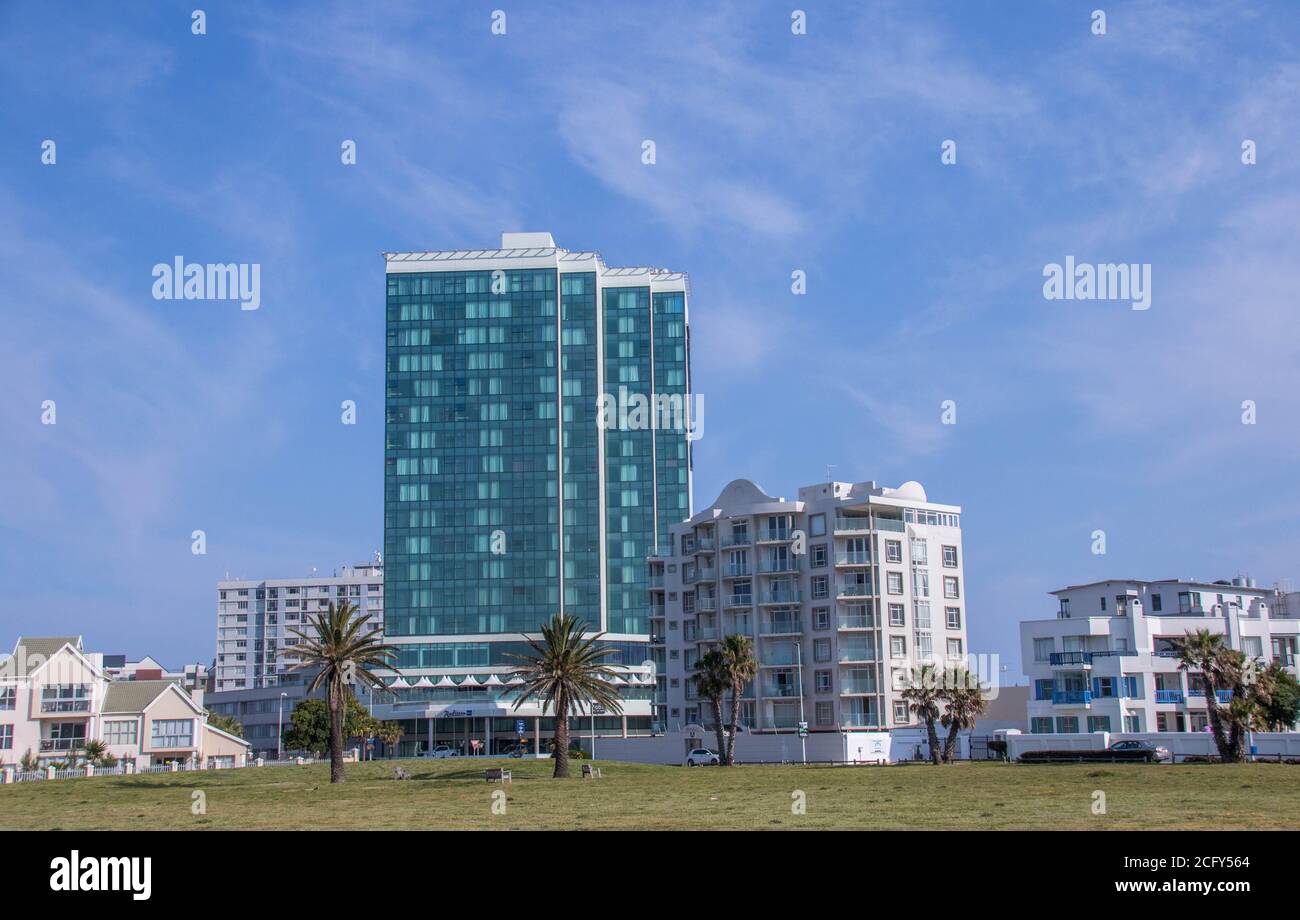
[40,699,92,714]
[836,584,871,599]
[833,517,872,533]
[761,618,802,636]
[1155,689,1185,704]
[39,738,85,752]
[837,644,875,664]
[684,567,716,584]
[759,558,801,574]
[696,597,717,612]
[697,627,719,642]
[720,534,751,548]
[725,595,753,609]
[647,575,664,589]
[840,678,876,695]
[1051,689,1092,705]
[692,537,716,553]
[837,614,875,630]
[835,552,871,566]
[1048,651,1092,668]
[762,685,801,698]
[649,605,666,618]
[722,564,752,578]
[759,590,802,605]
[760,648,801,667]
[756,527,793,543]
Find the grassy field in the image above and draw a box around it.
[2,758,1297,830]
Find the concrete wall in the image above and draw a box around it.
[1005,730,1300,760]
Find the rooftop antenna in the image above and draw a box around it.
[826,464,837,483]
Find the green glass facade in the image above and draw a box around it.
[384,257,690,657]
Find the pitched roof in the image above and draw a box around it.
[14,636,81,660]
[102,680,181,713]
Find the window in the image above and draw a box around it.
[942,545,958,568]
[888,604,905,627]
[885,540,902,563]
[1034,678,1053,701]
[811,544,828,568]
[911,570,929,597]
[909,538,928,564]
[945,607,961,629]
[893,701,909,723]
[946,638,963,659]
[1055,716,1079,733]
[814,670,832,693]
[809,513,826,537]
[1121,675,1142,699]
[1092,676,1117,698]
[1031,717,1053,734]
[1241,636,1263,658]
[1059,598,1070,617]
[813,639,831,663]
[0,686,14,710]
[811,576,829,600]
[0,723,11,749]
[886,572,903,595]
[1123,714,1141,733]
[1178,591,1200,614]
[943,577,960,599]
[815,701,834,726]
[1150,593,1162,612]
[890,636,907,658]
[103,720,138,745]
[812,607,830,630]
[1100,596,1106,611]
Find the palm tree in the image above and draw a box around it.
[507,613,624,778]
[719,634,757,766]
[83,739,108,767]
[1173,630,1238,761]
[692,650,729,761]
[938,669,987,762]
[901,664,943,765]
[285,600,396,783]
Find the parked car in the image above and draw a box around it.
[684,748,720,767]
[418,745,460,759]
[1108,740,1170,763]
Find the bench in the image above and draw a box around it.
[581,763,602,779]
[485,767,511,784]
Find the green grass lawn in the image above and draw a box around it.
[2,759,1296,830]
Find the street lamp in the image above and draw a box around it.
[277,691,288,761]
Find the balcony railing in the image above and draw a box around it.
[720,534,751,548]
[647,575,664,588]
[762,686,800,698]
[834,517,872,532]
[841,713,879,728]
[1051,689,1092,705]
[40,700,91,713]
[835,552,871,565]
[838,646,875,663]
[1048,651,1089,666]
[725,595,753,608]
[840,679,876,695]
[697,628,719,641]
[1154,689,1185,704]
[760,590,802,605]
[693,538,716,552]
[757,530,792,543]
[761,619,802,636]
[39,738,85,752]
[837,584,871,598]
[760,558,801,574]
[837,614,875,629]
[723,565,752,578]
[696,597,717,612]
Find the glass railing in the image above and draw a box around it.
[723,565,752,578]
[835,552,871,565]
[758,530,792,542]
[720,534,751,548]
[39,738,85,751]
[697,628,718,641]
[647,575,664,588]
[875,518,906,532]
[693,538,716,552]
[838,647,875,663]
[837,615,875,629]
[837,584,871,598]
[841,713,879,728]
[40,700,91,713]
[760,558,801,573]
[762,686,800,698]
[761,619,802,635]
[834,517,872,532]
[840,679,876,694]
[761,649,800,666]
[761,590,802,604]
[696,597,717,611]
[725,595,753,608]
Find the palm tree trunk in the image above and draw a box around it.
[328,677,345,784]
[941,721,960,763]
[926,716,942,765]
[710,696,726,762]
[1203,671,1233,761]
[552,690,570,778]
[725,681,743,766]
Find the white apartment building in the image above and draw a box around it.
[1021,578,1300,734]
[0,636,249,769]
[651,478,970,736]
[215,558,383,691]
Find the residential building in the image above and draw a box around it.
[651,478,970,736]
[372,232,690,752]
[1021,577,1300,734]
[203,682,315,759]
[103,655,211,692]
[0,636,249,768]
[214,558,383,691]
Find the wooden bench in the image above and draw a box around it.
[581,763,602,778]
[484,767,511,784]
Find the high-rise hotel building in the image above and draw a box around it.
[374,233,690,752]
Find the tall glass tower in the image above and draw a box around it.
[374,233,690,753]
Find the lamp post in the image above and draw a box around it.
[796,642,807,765]
[277,691,288,761]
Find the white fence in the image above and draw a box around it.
[1004,730,1300,761]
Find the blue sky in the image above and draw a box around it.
[2,0,1299,678]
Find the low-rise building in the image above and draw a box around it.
[0,636,249,768]
[1021,577,1300,734]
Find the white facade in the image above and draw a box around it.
[215,560,383,691]
[651,478,971,737]
[1021,578,1300,734]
